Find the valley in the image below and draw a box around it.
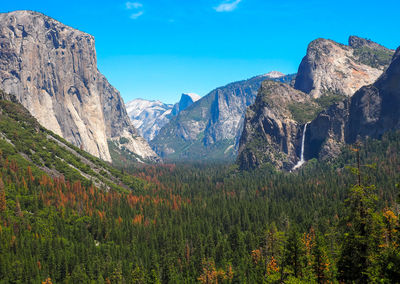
[0,6,399,284]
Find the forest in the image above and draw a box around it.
[0,132,399,283]
[0,97,399,283]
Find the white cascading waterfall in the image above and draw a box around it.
[292,122,308,170]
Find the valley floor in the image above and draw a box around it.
[0,132,399,283]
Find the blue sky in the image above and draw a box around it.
[2,0,400,103]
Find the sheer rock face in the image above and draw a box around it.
[346,47,400,143]
[306,47,400,161]
[294,37,391,98]
[305,100,350,161]
[237,81,315,170]
[237,38,396,170]
[0,10,158,162]
[151,73,295,161]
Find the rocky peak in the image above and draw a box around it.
[264,71,285,78]
[294,37,391,98]
[0,10,159,163]
[236,38,396,171]
[126,99,174,141]
[304,46,399,162]
[171,93,201,116]
[237,81,315,170]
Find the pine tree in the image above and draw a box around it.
[0,177,6,213]
[284,227,305,279]
[338,146,380,282]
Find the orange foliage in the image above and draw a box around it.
[0,177,6,212]
[27,166,35,182]
[198,259,233,284]
[97,210,106,220]
[42,277,52,284]
[132,214,144,225]
[251,249,262,264]
[381,208,399,248]
[267,256,280,274]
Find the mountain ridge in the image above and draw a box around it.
[126,93,201,141]
[150,73,296,161]
[0,10,158,163]
[237,36,396,170]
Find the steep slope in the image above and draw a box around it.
[346,47,400,142]
[304,46,400,162]
[294,36,393,98]
[0,91,144,191]
[171,93,201,116]
[0,10,158,163]
[126,93,201,141]
[151,72,296,161]
[237,37,395,171]
[237,81,317,170]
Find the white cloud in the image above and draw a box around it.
[126,1,143,10]
[125,1,144,20]
[130,11,144,19]
[214,0,242,12]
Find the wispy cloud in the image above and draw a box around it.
[125,1,144,19]
[214,0,242,12]
[130,11,144,19]
[126,2,143,10]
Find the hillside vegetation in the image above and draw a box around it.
[0,92,399,282]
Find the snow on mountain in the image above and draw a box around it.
[126,93,202,141]
[126,99,173,141]
[263,71,285,78]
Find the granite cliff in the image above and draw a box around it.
[0,10,158,163]
[150,72,295,161]
[238,37,396,170]
[237,81,316,170]
[305,46,400,162]
[294,36,393,98]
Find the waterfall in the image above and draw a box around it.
[292,122,308,170]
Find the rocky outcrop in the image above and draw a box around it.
[237,81,316,170]
[151,72,296,161]
[294,36,393,98]
[126,93,201,141]
[305,100,350,161]
[237,37,396,170]
[0,10,158,162]
[305,47,400,162]
[171,93,201,116]
[346,46,400,143]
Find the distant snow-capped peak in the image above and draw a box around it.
[263,71,285,78]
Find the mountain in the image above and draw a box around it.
[238,36,395,170]
[0,10,158,163]
[126,93,200,141]
[294,36,393,98]
[150,72,296,161]
[0,90,144,190]
[237,81,316,170]
[171,93,201,116]
[126,99,173,141]
[305,46,400,161]
[2,83,400,283]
